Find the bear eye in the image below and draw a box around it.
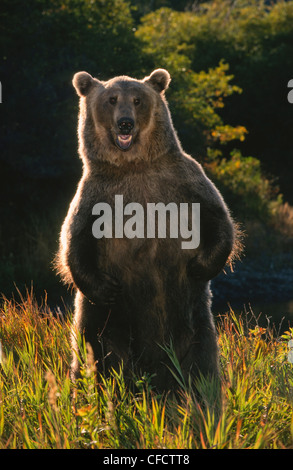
[109,96,117,105]
[134,98,140,106]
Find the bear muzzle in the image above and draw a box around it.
[116,117,135,151]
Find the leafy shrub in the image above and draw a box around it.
[206,150,282,221]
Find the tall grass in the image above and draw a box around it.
[0,292,292,449]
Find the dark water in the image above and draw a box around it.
[214,299,293,334]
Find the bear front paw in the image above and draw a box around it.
[187,257,215,282]
[95,272,122,306]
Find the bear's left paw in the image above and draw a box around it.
[96,272,122,306]
[187,257,218,282]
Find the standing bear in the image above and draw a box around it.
[56,68,237,393]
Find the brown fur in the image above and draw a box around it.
[56,69,238,395]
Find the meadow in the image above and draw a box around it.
[0,291,292,449]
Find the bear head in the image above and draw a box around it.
[72,69,180,165]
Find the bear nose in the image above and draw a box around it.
[117,117,134,134]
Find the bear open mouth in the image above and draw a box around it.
[116,134,133,151]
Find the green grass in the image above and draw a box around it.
[0,291,293,449]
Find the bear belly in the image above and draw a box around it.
[97,235,194,349]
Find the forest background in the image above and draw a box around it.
[1,0,293,327]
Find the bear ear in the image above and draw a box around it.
[143,69,171,94]
[72,71,100,97]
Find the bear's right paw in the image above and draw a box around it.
[95,272,122,306]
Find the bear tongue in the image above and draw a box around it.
[117,134,132,149]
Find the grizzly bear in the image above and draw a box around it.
[56,68,237,394]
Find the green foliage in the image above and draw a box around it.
[137,9,247,154]
[207,149,282,221]
[0,294,293,449]
[170,62,246,155]
[136,9,245,151]
[135,1,293,202]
